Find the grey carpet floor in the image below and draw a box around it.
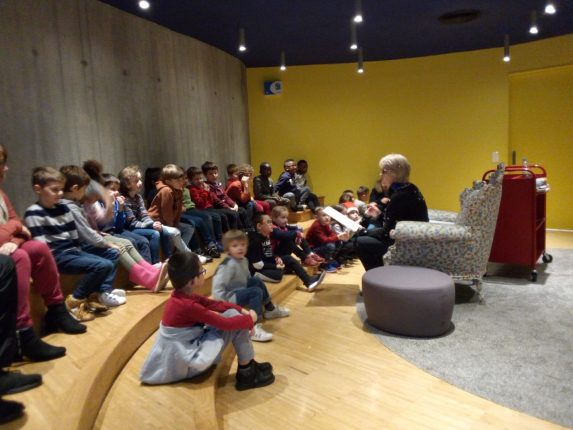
[356,249,573,428]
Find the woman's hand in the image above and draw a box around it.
[153,221,163,231]
[0,242,18,255]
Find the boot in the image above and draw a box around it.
[16,327,66,362]
[128,262,160,292]
[0,399,24,424]
[235,360,275,391]
[44,303,87,334]
[0,369,42,395]
[137,260,170,293]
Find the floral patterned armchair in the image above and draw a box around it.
[383,166,504,301]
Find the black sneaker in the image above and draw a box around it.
[206,245,221,259]
[17,327,66,362]
[0,399,24,425]
[0,370,42,395]
[45,303,87,334]
[235,361,275,391]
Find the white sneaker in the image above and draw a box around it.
[99,292,126,307]
[307,271,327,292]
[250,323,273,342]
[198,254,208,264]
[263,305,290,319]
[111,289,126,297]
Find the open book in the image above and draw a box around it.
[323,206,363,233]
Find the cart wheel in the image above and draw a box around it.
[530,271,538,282]
[542,253,553,263]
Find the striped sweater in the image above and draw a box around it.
[24,202,80,256]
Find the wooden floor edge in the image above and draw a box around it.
[57,298,168,430]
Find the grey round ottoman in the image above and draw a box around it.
[362,265,454,337]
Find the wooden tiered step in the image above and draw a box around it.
[95,276,299,430]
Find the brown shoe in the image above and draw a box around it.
[86,293,109,313]
[65,295,96,322]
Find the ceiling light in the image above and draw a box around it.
[238,28,247,52]
[503,34,510,63]
[350,23,358,50]
[544,2,556,14]
[529,11,539,35]
[138,0,150,10]
[353,0,363,23]
[357,48,364,74]
[280,51,286,71]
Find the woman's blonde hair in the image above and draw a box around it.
[379,154,411,182]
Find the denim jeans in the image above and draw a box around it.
[0,255,17,367]
[312,242,337,261]
[182,209,221,242]
[180,212,216,249]
[55,246,119,299]
[131,228,161,263]
[232,277,270,319]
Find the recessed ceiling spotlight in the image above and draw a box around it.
[357,48,364,74]
[238,28,247,52]
[138,0,150,10]
[544,2,556,14]
[280,51,286,71]
[353,0,363,23]
[529,11,539,35]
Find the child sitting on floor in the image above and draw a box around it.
[270,205,324,267]
[140,251,275,391]
[305,207,350,272]
[248,213,326,292]
[212,230,289,342]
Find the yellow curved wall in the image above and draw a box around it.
[247,34,573,229]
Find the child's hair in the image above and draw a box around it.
[60,165,91,192]
[222,229,248,251]
[338,192,354,204]
[332,204,346,213]
[32,166,64,187]
[314,206,325,216]
[236,164,254,178]
[102,173,120,188]
[283,158,295,167]
[297,159,307,166]
[167,250,202,289]
[226,163,237,177]
[118,165,141,195]
[271,205,288,219]
[259,161,270,171]
[186,166,202,181]
[201,161,218,175]
[83,159,104,184]
[357,185,369,196]
[160,164,185,181]
[253,212,269,229]
[347,206,359,216]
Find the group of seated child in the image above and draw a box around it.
[0,146,383,422]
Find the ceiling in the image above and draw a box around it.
[100,1,573,68]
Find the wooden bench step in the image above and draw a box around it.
[95,275,300,430]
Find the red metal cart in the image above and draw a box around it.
[485,164,552,281]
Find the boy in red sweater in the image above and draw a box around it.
[140,251,274,390]
[187,166,238,232]
[305,207,350,272]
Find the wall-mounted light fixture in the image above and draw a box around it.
[529,11,539,34]
[357,48,364,73]
[503,34,510,63]
[353,0,363,23]
[350,22,358,50]
[138,0,150,10]
[280,51,286,71]
[239,28,247,52]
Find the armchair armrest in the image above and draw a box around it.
[391,221,472,241]
[428,209,457,223]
